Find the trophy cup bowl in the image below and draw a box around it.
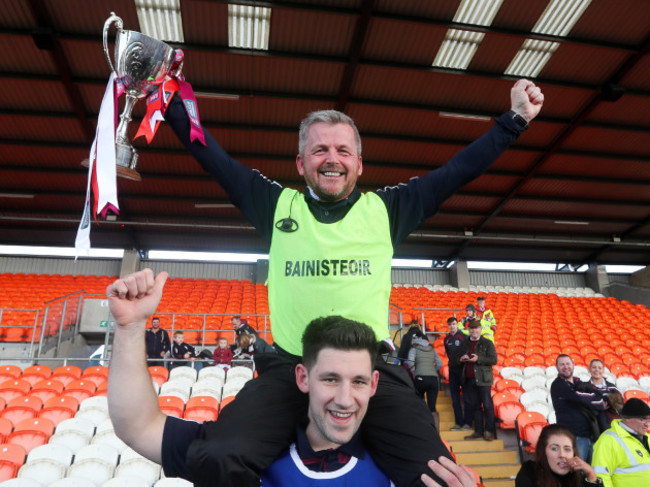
[102,12,177,181]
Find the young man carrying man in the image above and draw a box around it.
[106,270,476,487]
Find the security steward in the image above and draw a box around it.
[592,398,650,486]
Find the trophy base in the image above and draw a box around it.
[79,158,142,182]
[115,142,142,181]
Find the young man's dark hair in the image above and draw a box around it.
[302,316,378,369]
[556,353,573,366]
[447,317,457,325]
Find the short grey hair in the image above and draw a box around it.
[298,110,362,158]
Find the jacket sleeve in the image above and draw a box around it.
[163,330,171,353]
[552,379,605,411]
[477,340,497,366]
[434,349,443,370]
[592,435,616,487]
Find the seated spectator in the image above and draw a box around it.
[233,333,255,360]
[588,358,622,429]
[212,337,234,370]
[249,333,276,355]
[232,315,258,337]
[170,331,201,371]
[515,424,600,487]
[592,398,650,487]
[551,354,605,463]
[408,335,443,429]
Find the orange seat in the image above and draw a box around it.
[219,395,236,412]
[624,389,649,401]
[0,379,31,403]
[63,379,97,402]
[0,417,12,442]
[19,365,52,387]
[0,443,27,482]
[51,366,82,387]
[159,396,185,417]
[464,465,483,486]
[183,396,220,422]
[0,396,43,427]
[38,395,79,426]
[516,411,548,453]
[495,401,525,429]
[439,364,449,384]
[149,366,169,387]
[495,379,520,392]
[29,379,64,403]
[441,438,456,462]
[492,392,519,409]
[7,417,55,453]
[0,366,22,383]
[81,365,109,385]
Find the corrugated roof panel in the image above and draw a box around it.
[570,0,650,44]
[540,154,650,181]
[0,114,85,143]
[422,213,483,230]
[520,178,650,203]
[588,94,650,126]
[61,38,110,78]
[48,0,139,35]
[439,194,502,211]
[271,7,354,56]
[0,145,87,169]
[0,34,56,74]
[376,0,459,19]
[468,33,527,73]
[492,0,549,30]
[618,57,650,91]
[1,79,73,111]
[363,18,447,64]
[539,44,627,84]
[504,198,648,220]
[486,216,632,236]
[1,0,35,28]
[562,126,650,157]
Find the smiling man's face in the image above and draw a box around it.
[296,122,362,202]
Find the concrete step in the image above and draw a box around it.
[456,451,517,465]
[484,480,515,487]
[440,429,478,441]
[447,439,504,452]
[471,464,520,480]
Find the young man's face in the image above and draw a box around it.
[296,348,379,451]
[448,320,459,335]
[477,299,485,309]
[296,122,363,202]
[151,319,160,330]
[231,317,241,328]
[218,339,228,349]
[174,334,184,345]
[556,356,574,379]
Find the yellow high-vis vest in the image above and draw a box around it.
[268,189,393,356]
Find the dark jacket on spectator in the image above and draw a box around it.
[551,377,605,440]
[458,336,497,386]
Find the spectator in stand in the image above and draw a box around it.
[233,333,255,361]
[408,335,443,430]
[248,333,276,355]
[515,424,601,487]
[444,317,472,432]
[212,337,234,370]
[551,354,605,464]
[232,316,257,337]
[170,331,201,371]
[592,398,650,487]
[397,325,424,366]
[460,319,497,442]
[476,296,497,340]
[145,316,170,367]
[460,305,477,330]
[589,358,622,429]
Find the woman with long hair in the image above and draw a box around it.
[515,424,602,487]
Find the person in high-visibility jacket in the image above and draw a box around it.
[592,398,650,487]
[461,303,495,343]
[476,296,497,333]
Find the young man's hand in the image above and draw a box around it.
[107,269,168,329]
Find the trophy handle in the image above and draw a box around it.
[103,12,123,74]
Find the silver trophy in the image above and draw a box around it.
[102,12,177,181]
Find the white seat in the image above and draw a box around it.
[198,366,226,382]
[79,396,108,411]
[92,430,128,453]
[519,390,548,409]
[616,377,640,393]
[193,375,225,390]
[521,376,547,391]
[547,410,556,424]
[0,478,43,487]
[159,383,191,402]
[48,430,91,453]
[95,418,116,435]
[18,459,66,485]
[545,378,556,389]
[222,380,247,399]
[27,443,73,467]
[55,417,96,438]
[75,443,119,466]
[190,381,222,400]
[573,365,589,377]
[74,407,109,426]
[50,478,97,487]
[638,376,650,390]
[119,447,147,463]
[576,372,591,383]
[226,367,254,382]
[169,366,198,382]
[499,367,524,382]
[545,367,558,378]
[103,476,151,487]
[526,401,550,418]
[163,376,195,390]
[68,458,114,486]
[154,478,194,486]
[523,366,546,378]
[115,457,162,484]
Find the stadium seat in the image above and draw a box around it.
[28,379,64,403]
[521,376,547,391]
[63,379,97,403]
[148,366,169,387]
[48,418,94,454]
[75,442,119,466]
[159,396,185,417]
[190,380,223,401]
[159,381,191,403]
[91,429,128,453]
[38,396,79,426]
[526,401,550,419]
[81,365,108,385]
[51,366,82,387]
[516,411,548,454]
[50,478,98,487]
[169,366,198,382]
[495,400,525,429]
[226,367,254,382]
[67,457,114,486]
[519,390,549,410]
[198,366,226,382]
[0,380,31,403]
[495,379,521,393]
[115,457,161,485]
[155,478,194,487]
[0,396,43,427]
[18,458,66,485]
[104,476,152,487]
[492,393,519,409]
[184,396,220,422]
[624,389,649,401]
[27,443,73,467]
[0,443,27,482]
[0,417,13,442]
[219,395,236,412]
[0,366,22,383]
[19,367,52,387]
[7,418,55,453]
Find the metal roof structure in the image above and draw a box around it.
[1,0,649,266]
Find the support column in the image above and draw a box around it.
[450,260,470,289]
[630,265,650,289]
[120,249,141,278]
[585,263,609,294]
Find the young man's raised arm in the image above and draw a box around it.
[107,269,169,463]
